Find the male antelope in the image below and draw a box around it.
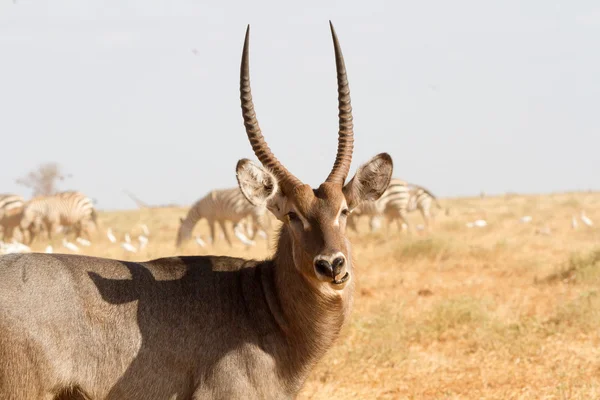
[0,23,392,399]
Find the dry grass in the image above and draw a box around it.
[28,191,600,399]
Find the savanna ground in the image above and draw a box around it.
[28,191,600,399]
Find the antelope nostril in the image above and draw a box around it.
[315,259,333,277]
[332,257,345,268]
[331,256,345,276]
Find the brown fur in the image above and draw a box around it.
[0,156,391,400]
[0,23,394,400]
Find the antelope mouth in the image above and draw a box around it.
[332,272,350,285]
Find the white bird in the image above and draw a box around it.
[124,233,131,243]
[571,216,579,229]
[474,219,488,227]
[234,227,256,247]
[76,237,91,247]
[138,235,148,249]
[535,226,552,236]
[140,224,150,236]
[580,211,593,227]
[520,216,532,223]
[62,239,79,253]
[121,242,137,253]
[0,241,31,254]
[195,236,206,247]
[369,217,382,232]
[45,245,53,254]
[107,228,117,243]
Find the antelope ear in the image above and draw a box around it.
[236,159,287,220]
[343,153,393,211]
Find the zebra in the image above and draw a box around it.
[176,187,271,248]
[396,184,444,231]
[348,179,443,233]
[20,191,98,244]
[347,178,407,232]
[0,194,26,242]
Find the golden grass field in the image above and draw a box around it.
[28,191,600,399]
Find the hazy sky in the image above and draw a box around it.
[1,1,598,210]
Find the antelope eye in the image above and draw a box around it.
[341,209,350,216]
[287,212,299,222]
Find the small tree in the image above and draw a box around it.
[16,162,72,197]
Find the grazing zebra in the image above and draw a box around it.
[20,191,98,244]
[176,187,270,247]
[348,179,443,233]
[0,194,26,241]
[397,184,443,230]
[347,178,407,232]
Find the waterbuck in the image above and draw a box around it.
[0,22,393,400]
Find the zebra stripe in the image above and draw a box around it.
[393,184,443,230]
[0,194,26,241]
[348,179,442,232]
[21,191,98,243]
[176,187,270,247]
[406,184,441,213]
[348,178,407,231]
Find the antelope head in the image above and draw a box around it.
[236,23,393,291]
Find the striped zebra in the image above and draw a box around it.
[176,187,270,247]
[0,194,26,242]
[347,178,407,232]
[395,184,443,231]
[348,179,443,233]
[20,191,98,244]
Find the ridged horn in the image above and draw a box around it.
[325,21,354,185]
[240,25,302,195]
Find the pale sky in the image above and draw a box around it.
[1,0,598,210]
